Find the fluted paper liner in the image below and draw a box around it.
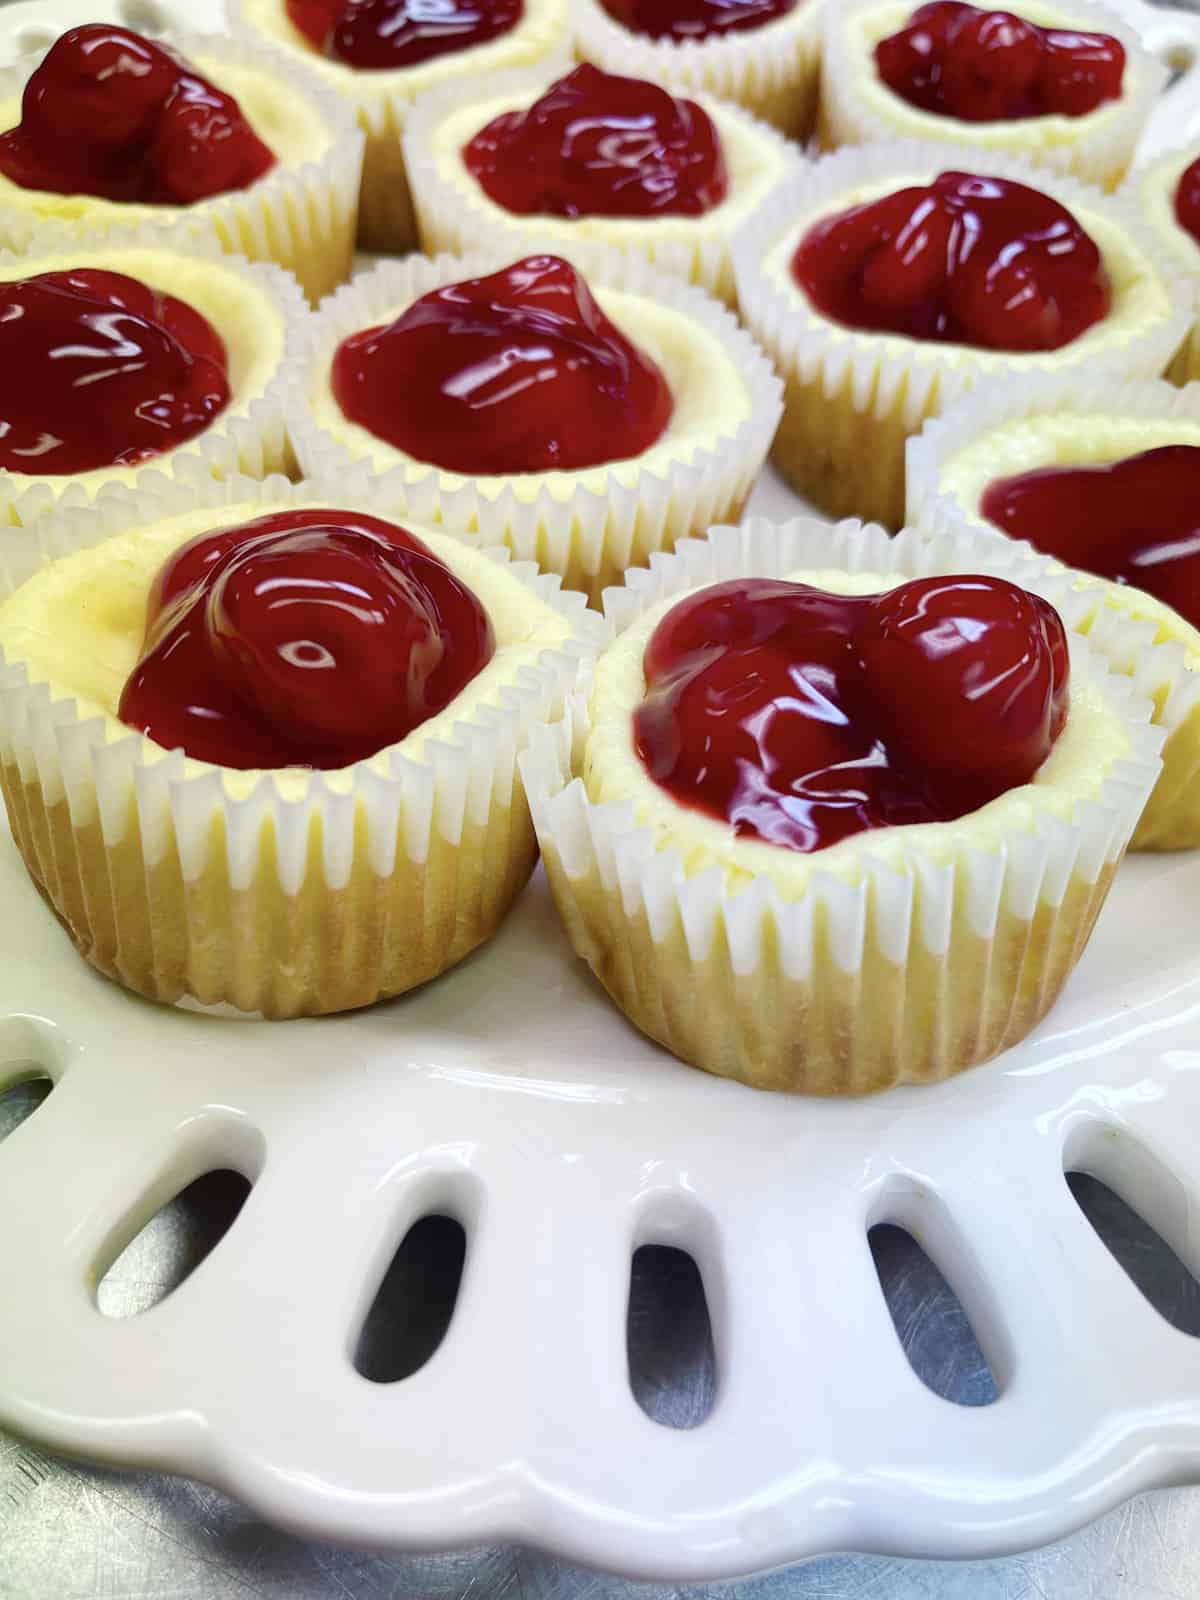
[287,247,783,606]
[0,28,363,304]
[228,0,571,254]
[403,64,803,309]
[519,517,1163,1095]
[908,371,1200,851]
[571,0,824,140]
[1136,144,1200,382]
[820,0,1165,189]
[0,473,607,1017]
[0,235,308,528]
[731,140,1191,530]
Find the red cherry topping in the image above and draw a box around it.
[462,64,729,219]
[981,445,1200,630]
[332,254,674,475]
[635,574,1069,852]
[118,509,495,770]
[792,170,1110,351]
[0,268,229,476]
[1174,155,1200,251]
[0,25,275,205]
[285,0,523,69]
[875,3,1125,121]
[597,0,796,42]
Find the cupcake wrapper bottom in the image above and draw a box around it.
[524,723,1137,1094]
[1167,320,1200,385]
[769,356,942,529]
[538,803,1116,1094]
[185,127,363,305]
[358,126,419,257]
[3,764,536,1018]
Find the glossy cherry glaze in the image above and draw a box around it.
[792,169,1110,350]
[462,64,728,218]
[332,254,674,475]
[119,509,495,770]
[598,0,795,42]
[0,25,274,205]
[875,2,1125,122]
[0,269,230,476]
[285,0,523,68]
[634,574,1069,852]
[1174,154,1200,250]
[982,445,1200,629]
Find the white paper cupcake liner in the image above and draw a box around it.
[907,370,1200,851]
[402,63,804,308]
[286,246,784,606]
[1135,142,1200,382]
[0,232,310,528]
[0,471,608,1017]
[731,139,1192,529]
[820,0,1166,189]
[520,515,1163,1094]
[572,0,825,140]
[228,0,572,254]
[0,28,364,305]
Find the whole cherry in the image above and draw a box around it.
[207,528,462,744]
[121,511,496,770]
[22,25,176,149]
[940,10,1042,120]
[857,575,1069,811]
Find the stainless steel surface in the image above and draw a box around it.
[5,2,1200,1590]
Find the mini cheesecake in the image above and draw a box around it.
[0,23,362,303]
[571,0,825,141]
[228,0,569,252]
[404,61,800,307]
[0,240,304,526]
[733,142,1187,529]
[821,0,1163,189]
[287,251,783,604]
[0,475,605,1017]
[908,372,1200,849]
[522,516,1162,1094]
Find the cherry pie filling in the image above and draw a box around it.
[119,509,496,770]
[285,0,523,69]
[463,64,728,218]
[0,267,230,475]
[635,573,1070,852]
[1174,154,1200,251]
[875,2,1125,123]
[982,445,1200,629]
[791,170,1111,351]
[331,254,674,474]
[597,0,796,43]
[0,24,274,205]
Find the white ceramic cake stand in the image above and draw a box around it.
[3,0,1200,1583]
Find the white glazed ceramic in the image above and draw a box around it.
[3,0,1200,1584]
